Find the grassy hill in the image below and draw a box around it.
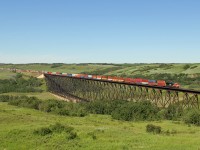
[1,63,200,75]
[1,102,200,150]
[0,64,200,149]
[1,63,200,90]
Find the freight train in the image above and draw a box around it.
[45,72,180,88]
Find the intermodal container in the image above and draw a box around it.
[135,78,143,84]
[101,76,107,80]
[118,77,124,82]
[88,75,92,78]
[92,75,97,79]
[124,78,132,83]
[157,80,166,87]
[72,74,77,77]
[62,73,68,76]
[97,75,102,80]
[141,79,148,85]
[148,80,157,86]
[112,77,118,82]
[108,76,113,81]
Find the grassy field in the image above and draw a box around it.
[0,102,200,150]
[0,69,16,79]
[2,63,200,90]
[0,92,60,100]
[1,63,200,75]
[0,63,116,73]
[0,64,200,149]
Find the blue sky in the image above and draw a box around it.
[0,0,200,63]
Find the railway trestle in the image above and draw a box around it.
[44,74,200,109]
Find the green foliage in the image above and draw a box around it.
[50,123,74,133]
[33,127,52,136]
[84,100,127,115]
[67,131,78,140]
[51,63,63,68]
[34,123,77,139]
[111,101,159,121]
[183,64,190,70]
[8,96,42,110]
[162,104,183,120]
[146,124,162,134]
[6,95,87,117]
[0,74,43,94]
[183,109,200,126]
[0,95,10,102]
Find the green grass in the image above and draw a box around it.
[1,63,200,90]
[0,69,16,79]
[1,102,200,150]
[0,92,59,100]
[0,64,115,74]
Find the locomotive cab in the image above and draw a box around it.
[172,83,180,88]
[166,81,180,88]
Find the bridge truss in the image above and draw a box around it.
[44,74,200,109]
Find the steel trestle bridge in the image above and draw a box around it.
[44,74,200,109]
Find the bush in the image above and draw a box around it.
[38,99,66,112]
[183,109,200,126]
[0,75,43,94]
[49,123,74,133]
[67,131,78,140]
[34,123,77,139]
[8,96,42,110]
[34,127,52,136]
[38,99,87,117]
[0,95,10,102]
[111,101,159,121]
[146,124,161,134]
[163,104,183,120]
[84,100,127,115]
[183,64,190,70]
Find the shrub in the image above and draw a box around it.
[183,64,190,70]
[183,109,200,126]
[111,101,159,121]
[34,127,52,136]
[84,100,127,115]
[49,123,74,133]
[0,95,10,102]
[38,99,66,112]
[146,124,161,134]
[8,96,42,110]
[163,104,183,120]
[34,123,77,139]
[67,131,78,140]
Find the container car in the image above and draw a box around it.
[157,80,166,87]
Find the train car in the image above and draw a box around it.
[148,80,157,86]
[124,78,132,83]
[92,75,97,79]
[62,73,68,76]
[101,76,108,80]
[172,83,180,88]
[117,77,124,82]
[97,75,102,80]
[108,76,113,81]
[67,74,72,77]
[141,79,148,85]
[166,81,180,88]
[135,78,143,84]
[88,75,92,78]
[157,80,166,87]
